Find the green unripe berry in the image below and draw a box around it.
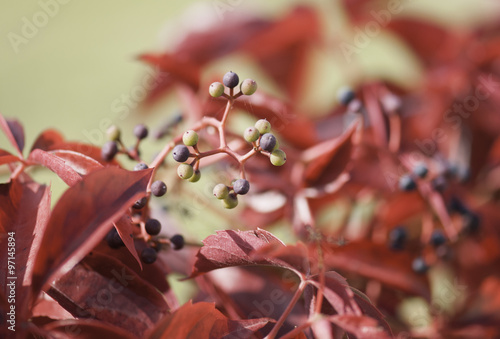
[189,169,201,182]
[222,193,238,209]
[177,163,194,180]
[106,125,121,141]
[240,79,257,95]
[255,119,271,134]
[270,149,287,166]
[244,127,260,143]
[209,82,225,97]
[183,130,199,146]
[213,183,229,199]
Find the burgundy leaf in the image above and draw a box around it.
[0,179,51,319]
[47,141,120,166]
[351,288,393,336]
[113,215,142,270]
[30,129,65,152]
[190,229,289,278]
[31,167,153,296]
[328,314,392,339]
[44,318,137,339]
[50,253,170,338]
[0,114,24,158]
[46,149,103,175]
[28,149,83,186]
[146,300,273,339]
[31,294,73,320]
[0,149,20,166]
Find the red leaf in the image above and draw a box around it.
[47,141,120,166]
[28,149,83,186]
[31,167,153,295]
[328,314,392,339]
[190,229,291,278]
[0,149,20,166]
[302,120,359,187]
[30,129,65,152]
[0,113,25,157]
[44,319,137,339]
[50,253,170,337]
[323,240,430,299]
[0,179,51,319]
[113,215,142,270]
[146,300,273,339]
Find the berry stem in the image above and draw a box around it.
[219,98,234,148]
[314,244,326,315]
[265,280,307,339]
[279,319,314,339]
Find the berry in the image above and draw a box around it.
[223,71,239,89]
[101,141,118,161]
[145,219,162,236]
[448,196,469,215]
[177,163,194,179]
[270,149,287,166]
[183,130,199,146]
[413,163,428,179]
[255,119,271,134]
[209,82,225,97]
[244,127,260,143]
[106,228,124,249]
[430,230,446,247]
[134,163,148,171]
[233,179,250,195]
[132,197,148,209]
[222,193,238,209]
[141,247,157,264]
[170,234,185,250]
[213,184,229,199]
[172,145,190,162]
[106,125,121,141]
[188,169,201,183]
[151,180,167,197]
[134,124,148,140]
[337,86,356,106]
[462,212,480,234]
[412,257,429,274]
[388,226,407,250]
[399,175,416,191]
[260,133,277,152]
[431,175,447,192]
[240,79,257,95]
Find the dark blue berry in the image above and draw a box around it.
[145,219,162,236]
[431,175,447,192]
[413,163,428,178]
[170,234,185,250]
[233,179,250,195]
[223,71,239,89]
[448,196,469,215]
[132,197,147,209]
[134,163,149,171]
[430,230,446,247]
[151,180,167,197]
[141,247,157,264]
[106,228,124,249]
[412,256,429,274]
[399,175,416,191]
[134,124,148,140]
[337,86,356,106]
[389,226,407,250]
[101,141,118,161]
[260,133,277,152]
[462,212,480,234]
[172,145,190,163]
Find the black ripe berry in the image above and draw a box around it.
[448,196,469,215]
[134,124,149,140]
[141,247,157,264]
[101,141,118,161]
[412,256,429,274]
[430,229,446,247]
[260,133,277,152]
[399,174,416,191]
[389,226,407,250]
[337,86,356,106]
[132,197,148,209]
[431,175,447,192]
[145,218,162,236]
[170,234,185,250]
[413,163,429,178]
[462,212,480,234]
[172,145,190,163]
[223,71,239,89]
[233,179,250,195]
[151,180,167,197]
[106,228,124,249]
[134,163,148,171]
